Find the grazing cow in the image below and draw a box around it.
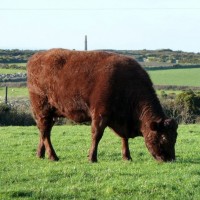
[27,49,178,162]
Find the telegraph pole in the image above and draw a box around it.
[85,35,87,51]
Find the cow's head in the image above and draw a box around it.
[145,119,178,162]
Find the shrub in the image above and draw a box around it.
[0,101,73,126]
[160,90,200,124]
[0,102,35,126]
[0,103,11,112]
[175,90,200,123]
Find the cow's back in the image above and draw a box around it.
[27,48,152,122]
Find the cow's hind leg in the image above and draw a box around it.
[30,92,58,161]
[36,116,59,161]
[37,135,45,159]
[89,114,107,163]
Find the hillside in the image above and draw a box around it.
[1,48,200,87]
[103,49,200,67]
[1,49,200,66]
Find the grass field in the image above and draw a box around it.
[0,125,200,200]
[0,87,28,99]
[0,87,185,100]
[148,68,200,87]
[0,68,26,74]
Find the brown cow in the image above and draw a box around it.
[27,48,178,162]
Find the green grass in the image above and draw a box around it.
[148,68,200,87]
[0,87,28,99]
[0,125,200,200]
[0,68,26,74]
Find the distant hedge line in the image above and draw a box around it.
[0,63,26,70]
[155,85,200,91]
[144,64,200,71]
[161,90,200,124]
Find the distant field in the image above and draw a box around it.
[0,125,200,199]
[0,87,182,100]
[0,68,26,74]
[0,87,28,99]
[148,68,200,87]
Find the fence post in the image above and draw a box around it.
[5,86,8,104]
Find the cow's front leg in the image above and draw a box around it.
[89,115,107,162]
[121,138,132,161]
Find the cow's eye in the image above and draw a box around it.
[161,135,167,143]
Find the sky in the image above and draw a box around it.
[0,0,200,52]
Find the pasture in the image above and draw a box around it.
[147,68,200,87]
[0,125,200,199]
[0,68,26,74]
[0,87,28,99]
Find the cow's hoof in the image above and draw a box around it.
[49,155,59,161]
[88,157,98,163]
[123,156,132,161]
[36,152,45,159]
[36,149,45,159]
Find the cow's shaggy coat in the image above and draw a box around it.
[27,49,178,162]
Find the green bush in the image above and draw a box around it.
[175,90,200,123]
[0,102,35,126]
[161,90,200,124]
[0,102,74,126]
[0,103,11,112]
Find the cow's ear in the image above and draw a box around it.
[164,119,178,130]
[150,122,159,131]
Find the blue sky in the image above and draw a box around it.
[1,0,200,52]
